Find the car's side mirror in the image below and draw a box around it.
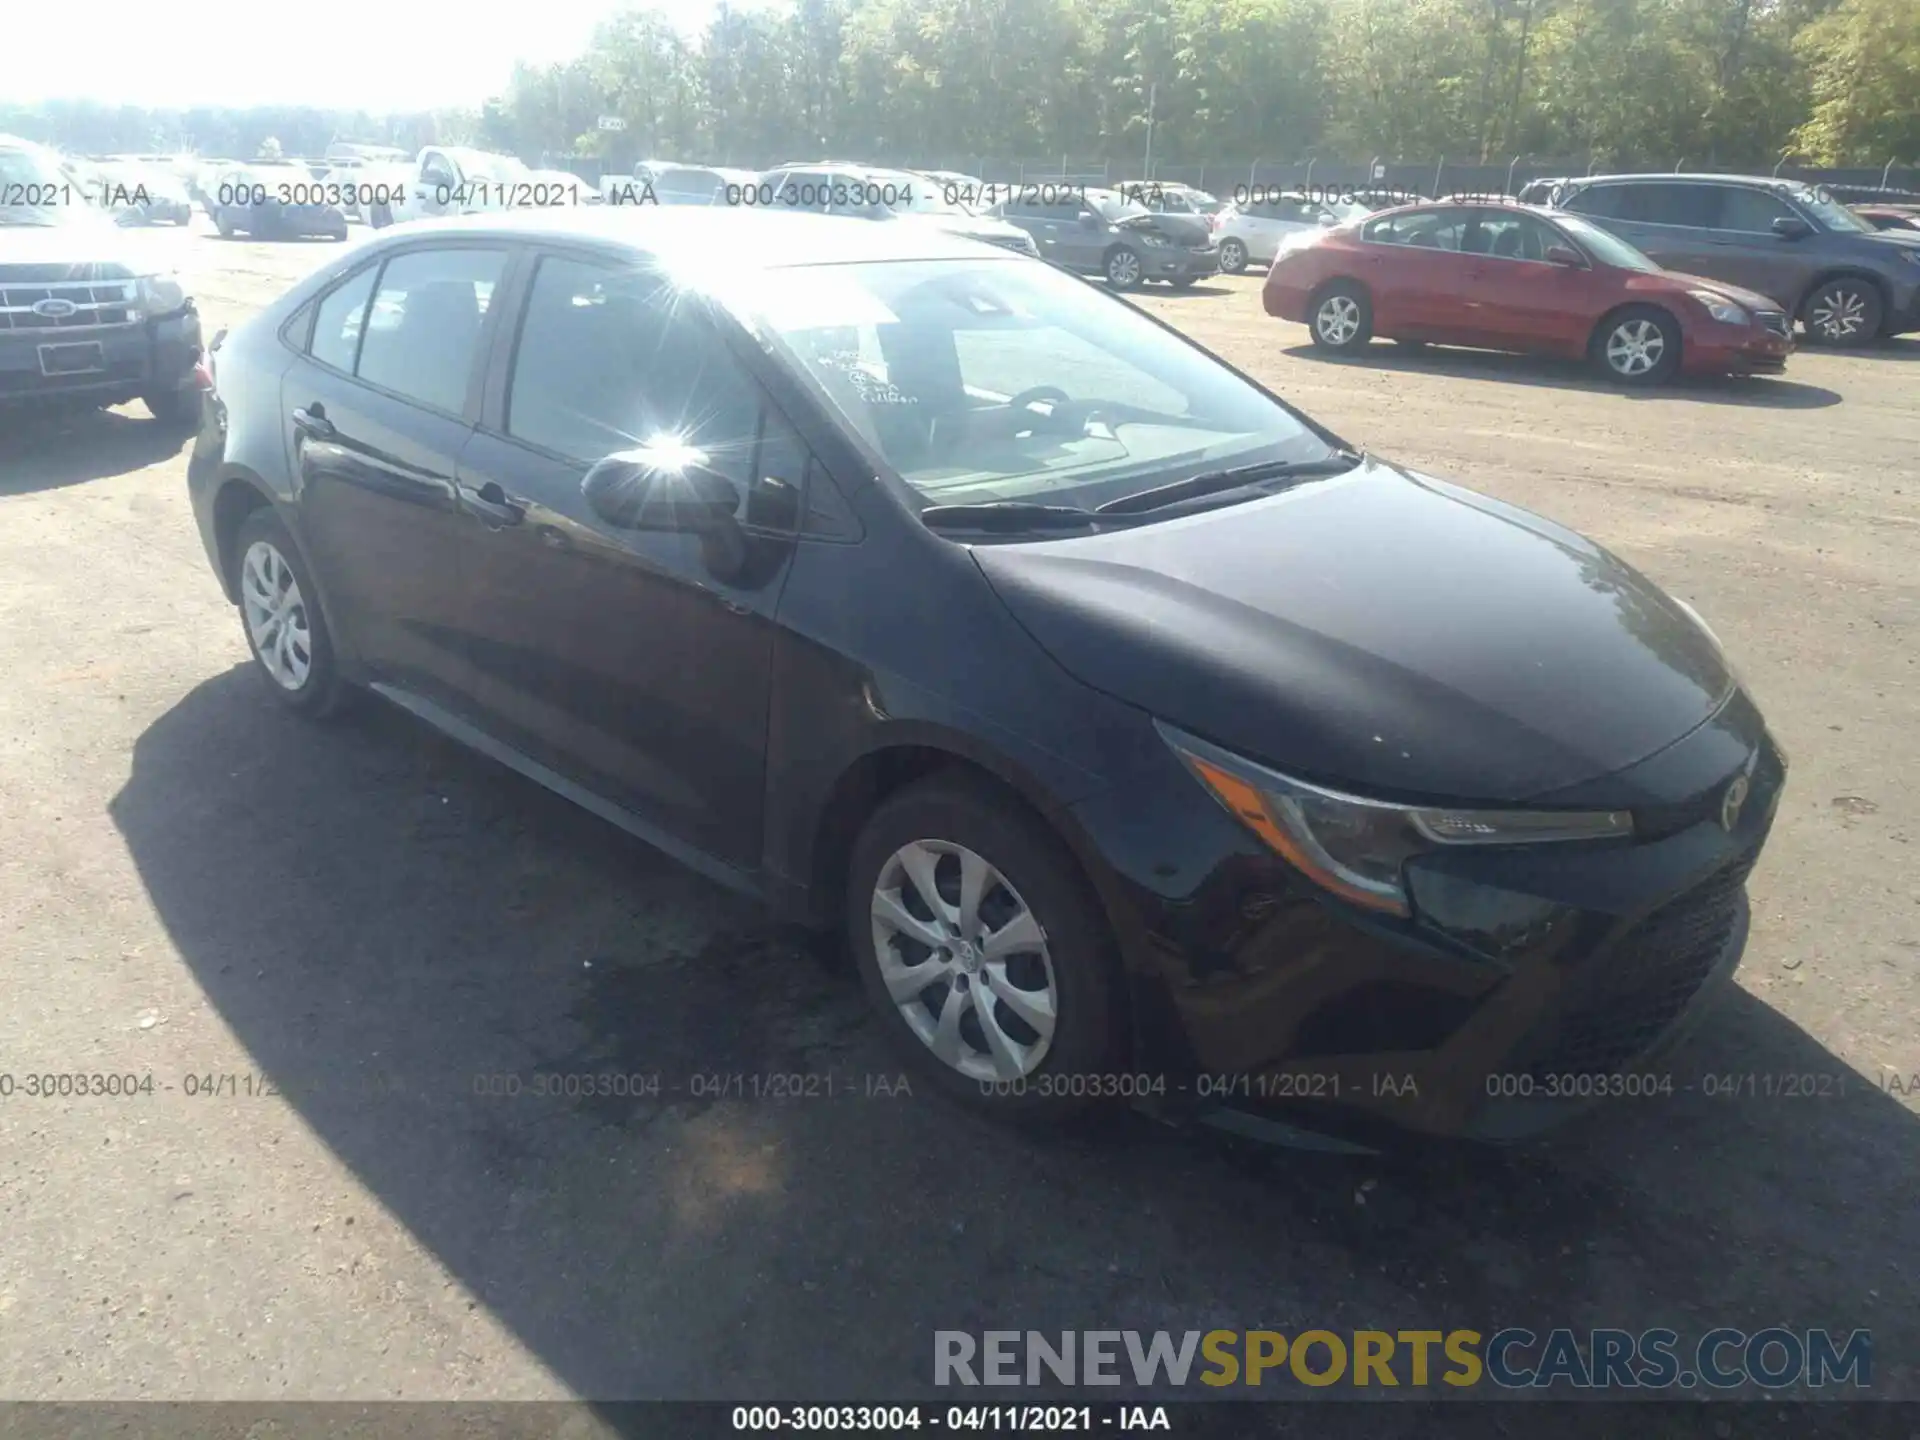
[1544,244,1585,267]
[1772,215,1812,240]
[582,449,740,534]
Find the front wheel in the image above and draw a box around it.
[369,201,393,229]
[142,387,200,430]
[233,509,347,718]
[1217,237,1249,274]
[1104,246,1143,291]
[1591,305,1681,385]
[1309,281,1373,352]
[214,212,235,238]
[847,775,1122,1122]
[1800,278,1882,347]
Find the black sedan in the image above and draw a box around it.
[207,164,348,241]
[186,209,1783,1146]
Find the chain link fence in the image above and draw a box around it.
[891,155,1920,197]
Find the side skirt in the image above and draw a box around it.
[369,682,767,903]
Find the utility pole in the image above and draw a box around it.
[1143,82,1157,180]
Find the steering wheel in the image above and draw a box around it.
[1004,385,1079,433]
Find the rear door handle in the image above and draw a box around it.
[291,404,335,439]
[459,480,526,527]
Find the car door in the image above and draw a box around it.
[414,148,460,216]
[1357,207,1477,335]
[1697,185,1809,307]
[1061,199,1117,270]
[283,242,511,712]
[1458,210,1615,354]
[453,249,813,868]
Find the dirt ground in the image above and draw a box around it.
[1,221,1915,1405]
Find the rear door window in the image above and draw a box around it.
[1714,186,1796,233]
[354,247,508,416]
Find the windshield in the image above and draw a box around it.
[1554,213,1661,272]
[729,257,1332,514]
[453,150,531,183]
[1092,193,1150,223]
[1793,187,1873,234]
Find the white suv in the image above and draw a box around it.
[1213,193,1339,273]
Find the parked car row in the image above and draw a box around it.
[1253,173,1920,381]
[177,202,1787,1149]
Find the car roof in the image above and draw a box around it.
[1569,172,1806,189]
[374,206,1018,267]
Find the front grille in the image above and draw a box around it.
[1525,851,1755,1078]
[1756,311,1790,338]
[1,273,140,332]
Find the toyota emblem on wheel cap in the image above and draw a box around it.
[1720,774,1750,832]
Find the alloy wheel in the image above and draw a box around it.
[1316,294,1361,345]
[240,540,313,691]
[870,839,1058,1082]
[1807,287,1868,341]
[1605,318,1665,376]
[1218,238,1248,273]
[1107,249,1141,287]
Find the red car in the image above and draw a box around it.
[1853,205,1920,233]
[1262,201,1793,385]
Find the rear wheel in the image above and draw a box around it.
[370,201,393,229]
[1309,281,1373,352]
[1591,305,1681,385]
[1800,278,1882,347]
[233,509,346,718]
[1217,238,1250,274]
[214,212,235,238]
[846,774,1122,1122]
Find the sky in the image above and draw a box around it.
[12,0,722,113]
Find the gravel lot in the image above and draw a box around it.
[2,219,1916,1404]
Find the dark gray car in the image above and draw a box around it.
[1549,173,1920,346]
[990,188,1218,290]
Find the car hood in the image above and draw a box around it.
[0,215,158,271]
[1861,227,1920,254]
[1658,273,1782,312]
[895,212,1031,245]
[1116,212,1213,245]
[972,459,1733,802]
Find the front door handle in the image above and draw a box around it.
[459,480,526,527]
[291,404,335,439]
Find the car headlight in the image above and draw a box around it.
[1688,288,1748,324]
[137,272,189,317]
[1158,721,1632,917]
[1137,232,1174,247]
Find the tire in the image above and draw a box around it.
[142,387,200,429]
[232,509,346,718]
[1104,246,1143,291]
[214,212,235,239]
[1308,281,1373,352]
[1590,305,1681,385]
[1800,277,1883,347]
[370,201,393,229]
[846,774,1122,1122]
[1217,237,1250,274]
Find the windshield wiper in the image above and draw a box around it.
[918,501,1105,534]
[1095,450,1364,516]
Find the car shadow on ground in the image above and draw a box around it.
[1284,343,1844,408]
[1136,281,1237,299]
[0,407,192,496]
[109,669,1920,1403]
